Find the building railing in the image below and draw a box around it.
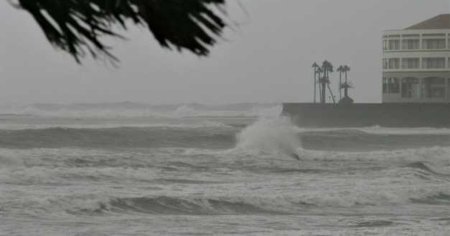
[382,57,450,71]
[383,31,450,52]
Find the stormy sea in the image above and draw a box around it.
[1,103,450,235]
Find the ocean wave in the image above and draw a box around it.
[411,193,450,205]
[12,186,450,218]
[0,120,236,131]
[0,103,281,118]
[1,195,289,217]
[359,126,450,135]
[294,146,450,163]
[297,126,450,136]
[353,220,394,228]
[2,146,450,217]
[69,193,417,217]
[2,145,450,174]
[0,116,298,150]
[404,161,450,177]
[0,127,236,149]
[101,196,283,215]
[233,117,302,158]
[300,129,450,151]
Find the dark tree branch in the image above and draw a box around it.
[16,0,227,62]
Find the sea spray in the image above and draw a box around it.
[234,116,302,159]
[2,108,450,235]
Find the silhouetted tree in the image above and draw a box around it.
[12,0,227,62]
[342,65,351,97]
[339,65,353,104]
[320,60,333,104]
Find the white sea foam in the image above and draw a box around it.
[2,144,450,236]
[296,126,450,135]
[0,120,234,130]
[292,146,450,163]
[358,126,450,135]
[0,103,281,118]
[233,116,302,159]
[2,105,450,236]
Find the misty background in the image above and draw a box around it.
[0,0,449,105]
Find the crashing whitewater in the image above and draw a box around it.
[1,103,450,235]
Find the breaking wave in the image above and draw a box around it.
[411,193,450,205]
[2,146,450,219]
[14,188,450,218]
[86,196,284,215]
[233,116,302,159]
[0,103,280,118]
[0,127,236,149]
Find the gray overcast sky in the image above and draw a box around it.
[1,0,450,104]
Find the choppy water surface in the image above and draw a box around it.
[1,103,450,235]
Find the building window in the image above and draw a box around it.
[402,58,420,69]
[383,59,388,69]
[388,58,400,69]
[422,57,445,69]
[422,38,446,49]
[389,78,400,94]
[423,77,445,99]
[383,40,388,50]
[388,40,400,50]
[401,77,420,98]
[383,77,400,94]
[402,39,420,50]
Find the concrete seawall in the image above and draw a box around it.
[282,103,450,127]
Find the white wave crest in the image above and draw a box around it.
[0,103,282,118]
[233,116,302,159]
[296,126,450,135]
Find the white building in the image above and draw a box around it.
[383,14,450,103]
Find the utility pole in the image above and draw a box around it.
[327,83,336,104]
[344,65,351,98]
[317,67,323,103]
[337,65,344,101]
[312,63,319,103]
